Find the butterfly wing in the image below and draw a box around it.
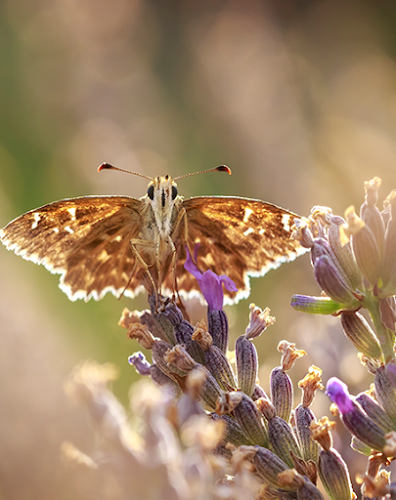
[0,196,145,301]
[165,196,307,304]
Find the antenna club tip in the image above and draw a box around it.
[97,162,113,172]
[217,165,232,175]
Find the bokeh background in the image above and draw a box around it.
[1,0,396,498]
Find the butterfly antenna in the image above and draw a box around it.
[174,165,231,181]
[98,162,153,181]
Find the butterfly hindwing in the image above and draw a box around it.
[0,196,144,301]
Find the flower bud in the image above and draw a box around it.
[326,377,386,451]
[236,336,258,397]
[356,392,395,433]
[291,294,344,315]
[248,445,291,489]
[374,364,396,425]
[268,416,302,468]
[207,308,228,353]
[271,367,293,422]
[328,216,363,291]
[343,206,381,287]
[318,448,355,500]
[149,364,182,396]
[314,255,357,305]
[189,365,222,411]
[310,237,332,266]
[193,323,237,391]
[162,307,205,364]
[350,436,372,456]
[294,405,319,462]
[216,392,269,447]
[360,177,385,254]
[209,413,253,446]
[340,311,381,359]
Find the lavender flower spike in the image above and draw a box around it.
[184,245,237,310]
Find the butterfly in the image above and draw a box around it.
[0,164,306,304]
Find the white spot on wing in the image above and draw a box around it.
[53,227,59,234]
[282,214,291,232]
[31,213,41,230]
[259,228,265,235]
[64,226,74,234]
[243,227,254,236]
[68,207,77,221]
[243,208,253,223]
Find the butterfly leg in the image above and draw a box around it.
[166,234,178,301]
[129,238,157,296]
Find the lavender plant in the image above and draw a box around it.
[63,178,396,500]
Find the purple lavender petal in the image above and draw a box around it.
[199,269,224,310]
[326,377,353,414]
[184,246,203,280]
[128,352,151,376]
[219,275,238,293]
[184,246,237,310]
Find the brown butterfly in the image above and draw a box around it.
[0,164,306,304]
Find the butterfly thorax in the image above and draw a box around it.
[140,175,183,243]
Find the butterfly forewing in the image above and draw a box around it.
[0,196,144,301]
[163,196,306,303]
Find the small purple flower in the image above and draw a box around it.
[325,377,353,414]
[184,245,237,310]
[326,377,386,451]
[128,352,151,376]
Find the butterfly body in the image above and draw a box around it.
[0,168,307,304]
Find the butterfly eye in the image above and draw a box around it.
[147,185,154,200]
[171,185,178,200]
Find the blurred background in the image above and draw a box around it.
[1,0,396,498]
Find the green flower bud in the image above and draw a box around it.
[250,446,292,489]
[271,367,293,422]
[314,255,357,305]
[318,448,355,500]
[291,295,345,315]
[295,405,319,462]
[216,392,269,447]
[340,311,381,359]
[236,336,258,397]
[268,415,302,468]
